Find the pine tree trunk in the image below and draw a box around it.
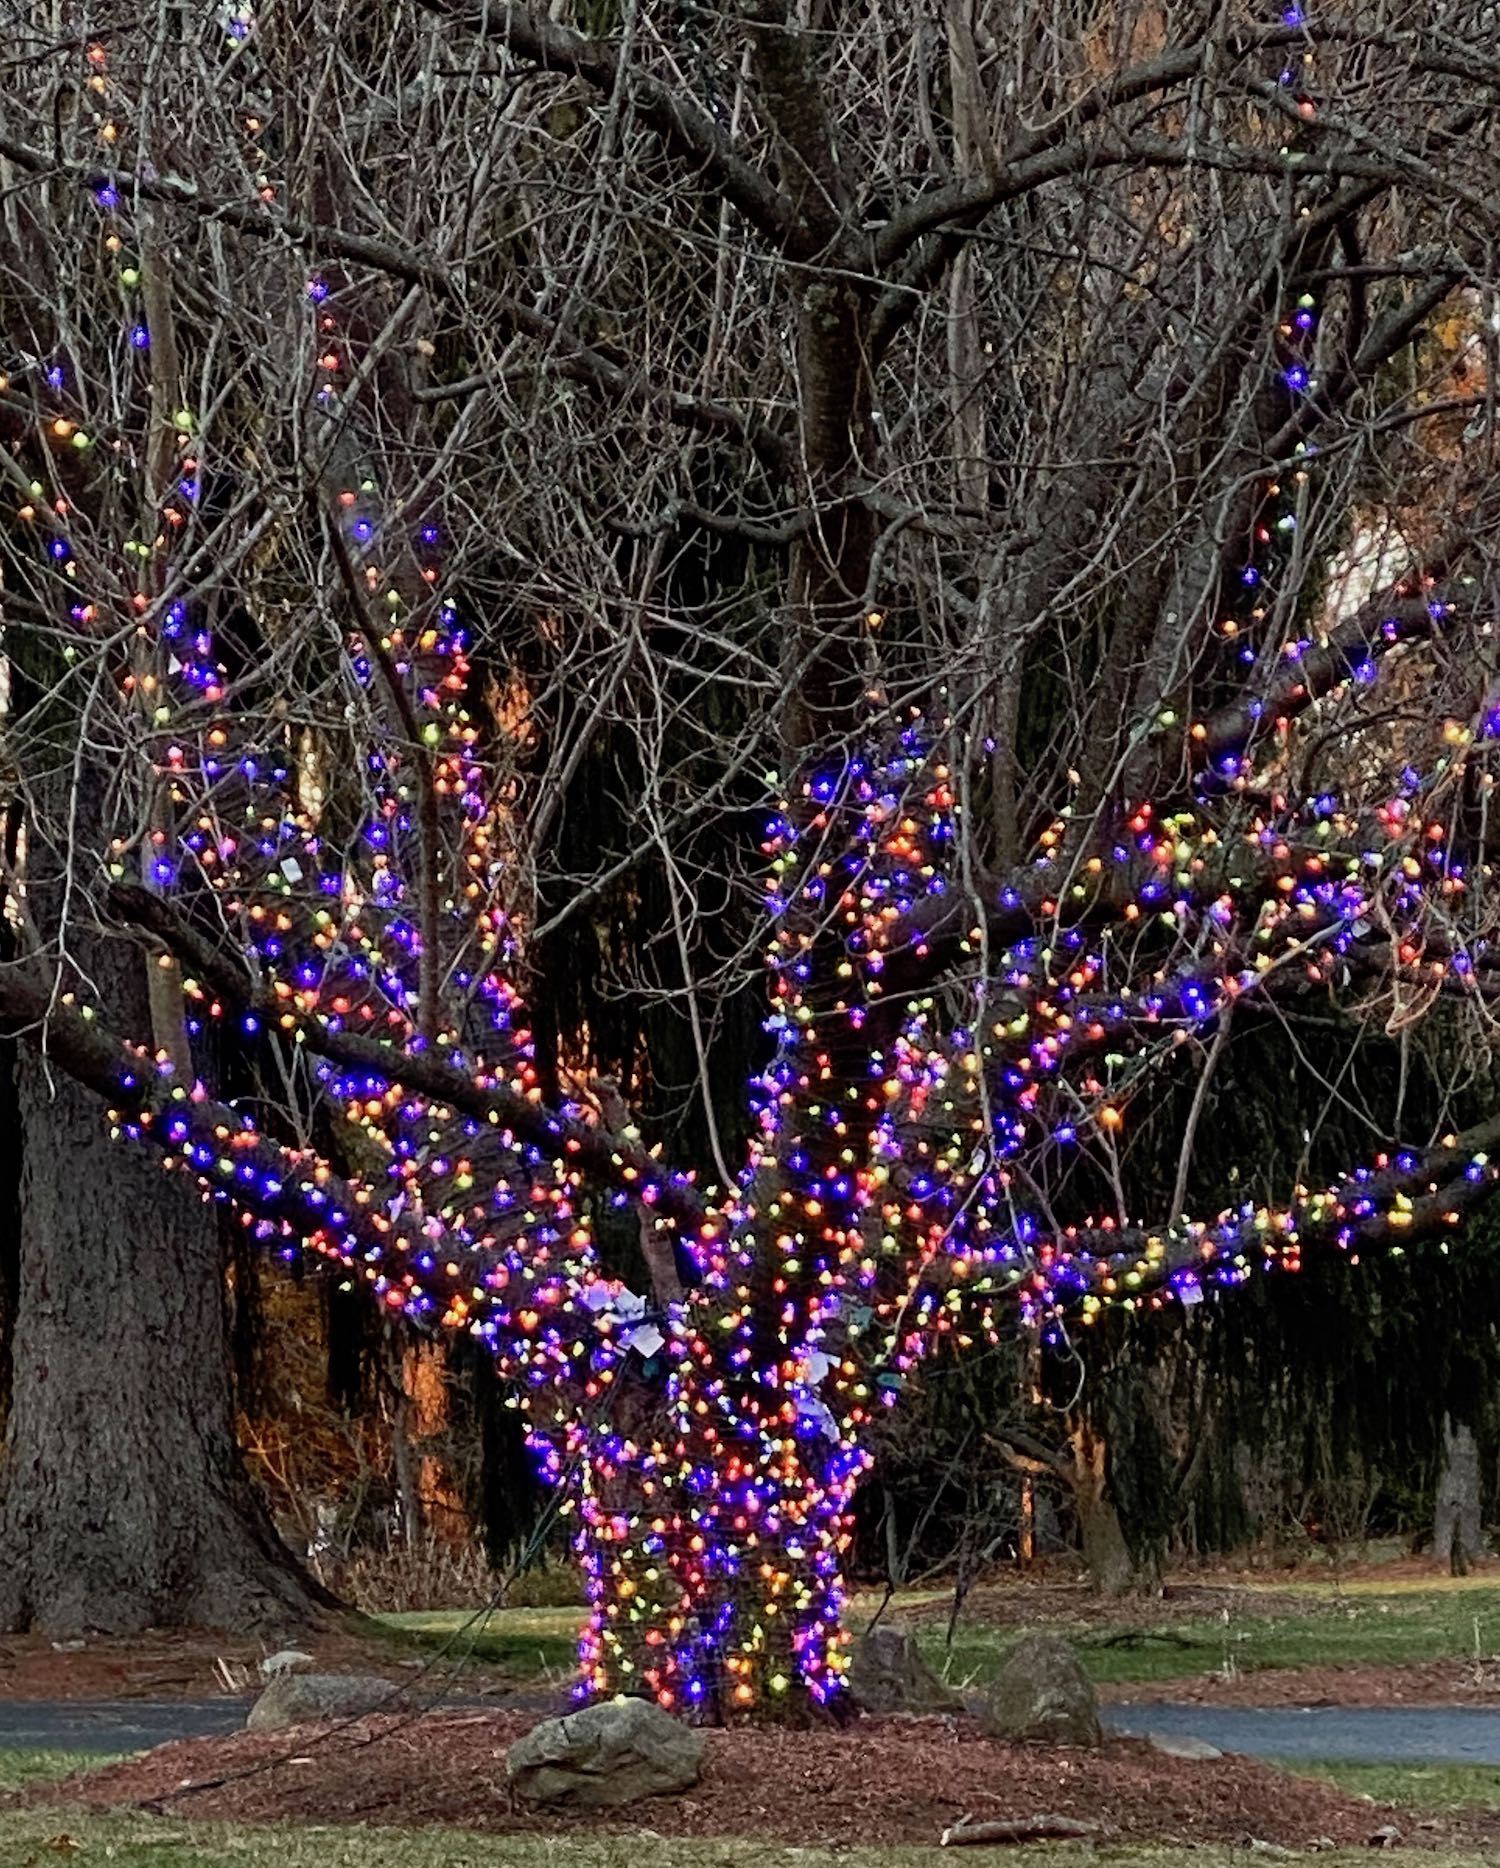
[0,740,332,1636]
[0,1049,336,1635]
[1433,1415,1484,1577]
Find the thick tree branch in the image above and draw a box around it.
[107,883,714,1235]
[1047,1111,1500,1315]
[419,0,805,254]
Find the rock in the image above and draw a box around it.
[507,1698,705,1810]
[257,1649,317,1679]
[847,1625,962,1716]
[981,1633,1102,1747]
[1147,1731,1223,1760]
[1367,1825,1402,1849]
[246,1672,403,1730]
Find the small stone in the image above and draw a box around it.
[1367,1825,1402,1849]
[246,1672,402,1730]
[507,1698,705,1810]
[848,1626,962,1716]
[258,1649,317,1679]
[1147,1731,1223,1760]
[982,1633,1102,1747]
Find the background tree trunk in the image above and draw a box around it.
[1432,1415,1485,1577]
[1070,1421,1143,1596]
[0,741,333,1635]
[0,1047,336,1635]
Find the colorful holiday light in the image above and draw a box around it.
[6,0,1500,1724]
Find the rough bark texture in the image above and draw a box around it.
[0,744,332,1636]
[0,1047,334,1635]
[1432,1415,1485,1577]
[1070,1422,1140,1597]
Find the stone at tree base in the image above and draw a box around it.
[1148,1732,1223,1760]
[847,1625,963,1715]
[257,1649,316,1679]
[246,1672,403,1730]
[507,1698,705,1809]
[981,1633,1102,1747]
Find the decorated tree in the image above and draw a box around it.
[3,0,1500,1705]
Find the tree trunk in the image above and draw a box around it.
[1070,1421,1142,1596]
[1432,1415,1484,1577]
[0,739,333,1636]
[543,1358,858,1723]
[0,1048,336,1635]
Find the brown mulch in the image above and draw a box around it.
[20,1710,1499,1851]
[0,1623,523,1704]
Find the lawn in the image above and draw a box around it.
[371,1605,580,1677]
[0,1813,1497,1868]
[376,1579,1500,1693]
[928,1584,1500,1691]
[1284,1760,1500,1811]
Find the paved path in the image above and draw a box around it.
[1106,1701,1500,1764]
[0,1698,248,1751]
[7,1696,1500,1763]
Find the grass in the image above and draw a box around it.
[370,1606,579,1676]
[381,1577,1500,1692]
[0,1819,1497,1868]
[1282,1759,1500,1811]
[0,1750,135,1792]
[925,1584,1500,1691]
[375,1574,1500,1692]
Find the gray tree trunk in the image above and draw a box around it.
[0,1048,334,1635]
[0,745,332,1635]
[1432,1416,1485,1577]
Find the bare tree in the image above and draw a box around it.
[0,0,1499,1701]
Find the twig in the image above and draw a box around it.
[940,1814,1102,1847]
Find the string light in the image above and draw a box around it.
[11,0,1495,1724]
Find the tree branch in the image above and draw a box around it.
[107,883,714,1235]
[419,0,805,253]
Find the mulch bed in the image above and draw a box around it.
[21,1709,1500,1851]
[0,1625,521,1704]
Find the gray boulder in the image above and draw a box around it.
[247,1671,403,1730]
[848,1625,962,1715]
[507,1698,704,1809]
[982,1633,1102,1747]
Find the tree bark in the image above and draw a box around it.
[0,741,333,1636]
[0,1048,336,1635]
[1432,1415,1484,1577]
[1069,1421,1140,1596]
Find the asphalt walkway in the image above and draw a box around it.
[8,1695,1500,1764]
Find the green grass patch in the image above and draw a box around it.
[1281,1759,1500,1811]
[377,1583,1500,1691]
[922,1586,1500,1690]
[0,1817,1497,1868]
[0,1750,135,1792]
[372,1606,579,1675]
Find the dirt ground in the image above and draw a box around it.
[0,1623,528,1704]
[22,1709,1496,1852]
